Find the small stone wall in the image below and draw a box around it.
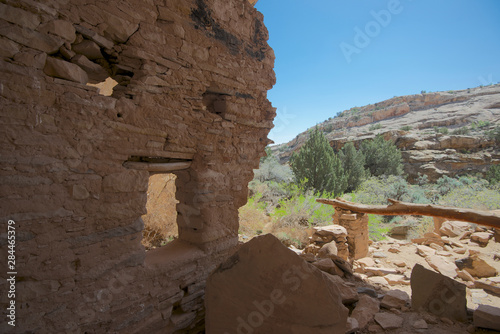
[0,0,275,332]
[333,208,369,260]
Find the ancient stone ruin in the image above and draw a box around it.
[0,0,275,332]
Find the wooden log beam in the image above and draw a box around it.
[123,161,191,172]
[316,198,500,229]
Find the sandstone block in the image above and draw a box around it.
[440,220,471,237]
[374,312,403,330]
[0,36,20,58]
[416,245,435,258]
[71,54,109,83]
[384,274,410,286]
[312,258,344,277]
[75,24,114,49]
[367,276,389,288]
[455,255,497,278]
[0,23,63,54]
[364,267,398,276]
[39,20,76,42]
[102,170,148,193]
[345,317,359,334]
[102,11,139,43]
[470,232,492,247]
[411,263,467,322]
[357,257,375,268]
[72,40,104,60]
[318,240,338,258]
[413,319,428,329]
[380,289,410,309]
[0,3,40,29]
[14,51,47,69]
[473,305,500,331]
[205,234,348,333]
[43,57,88,84]
[351,294,380,329]
[426,254,458,278]
[323,273,358,305]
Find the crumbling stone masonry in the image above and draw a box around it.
[0,0,275,332]
[333,208,369,260]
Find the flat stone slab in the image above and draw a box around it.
[411,263,467,322]
[205,234,348,334]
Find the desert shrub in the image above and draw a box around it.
[451,126,470,135]
[434,127,449,135]
[368,214,390,241]
[401,125,412,131]
[486,165,500,184]
[439,184,500,210]
[272,190,336,228]
[361,135,403,177]
[238,191,270,237]
[254,156,293,183]
[349,175,430,206]
[369,123,383,131]
[486,126,500,142]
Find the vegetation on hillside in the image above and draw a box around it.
[239,131,500,247]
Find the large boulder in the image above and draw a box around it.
[205,234,348,333]
[410,264,467,322]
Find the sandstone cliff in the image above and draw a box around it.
[275,85,500,182]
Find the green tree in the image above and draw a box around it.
[486,165,500,185]
[361,135,403,177]
[338,142,366,192]
[290,128,347,195]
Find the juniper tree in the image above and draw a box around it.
[361,135,403,177]
[338,142,366,192]
[290,128,347,195]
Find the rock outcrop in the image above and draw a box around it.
[0,0,275,332]
[275,85,500,182]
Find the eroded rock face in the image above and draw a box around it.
[0,0,275,332]
[205,234,348,334]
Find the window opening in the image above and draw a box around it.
[141,173,179,250]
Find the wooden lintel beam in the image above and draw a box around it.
[123,161,191,172]
[316,198,500,229]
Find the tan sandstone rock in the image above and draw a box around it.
[205,234,348,333]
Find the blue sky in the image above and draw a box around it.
[255,0,500,144]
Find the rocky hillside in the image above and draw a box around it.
[274,85,500,182]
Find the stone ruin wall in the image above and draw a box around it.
[0,0,275,332]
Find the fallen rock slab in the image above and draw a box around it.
[205,234,348,333]
[351,294,380,329]
[323,273,359,305]
[455,255,498,278]
[416,245,436,257]
[426,254,458,278]
[470,232,492,247]
[384,274,410,286]
[380,289,410,310]
[345,317,359,334]
[411,264,467,322]
[473,304,500,331]
[440,220,471,237]
[374,312,404,330]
